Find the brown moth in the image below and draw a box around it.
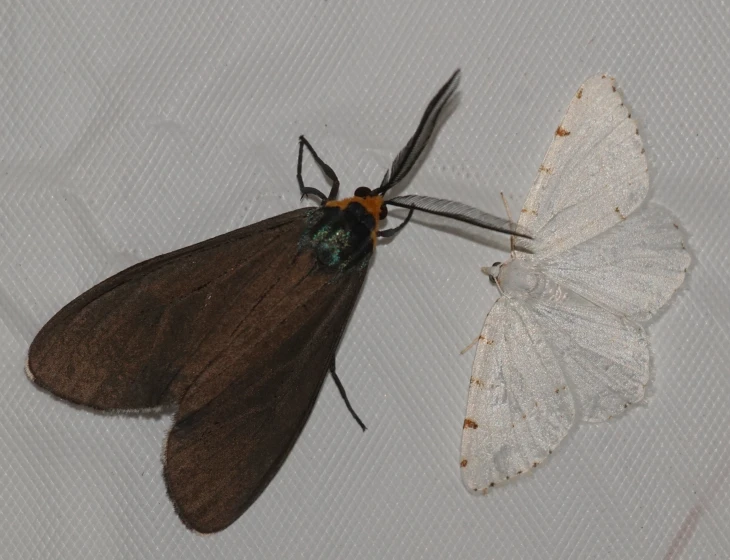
[26,70,526,533]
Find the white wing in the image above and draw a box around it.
[517,75,648,257]
[524,286,651,422]
[538,204,690,321]
[460,297,575,493]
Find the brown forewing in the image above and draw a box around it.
[27,208,316,410]
[29,203,371,532]
[164,251,368,533]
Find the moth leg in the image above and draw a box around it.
[460,334,485,355]
[329,357,367,431]
[378,208,414,238]
[297,135,340,203]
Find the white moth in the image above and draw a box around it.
[460,75,690,494]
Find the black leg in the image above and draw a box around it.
[297,137,328,203]
[297,135,340,202]
[330,358,367,432]
[378,208,414,238]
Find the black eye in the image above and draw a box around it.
[492,262,501,267]
[354,186,372,198]
[379,205,388,220]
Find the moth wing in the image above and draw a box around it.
[163,265,367,534]
[517,75,648,257]
[525,285,650,423]
[537,204,690,321]
[27,208,311,410]
[460,297,575,493]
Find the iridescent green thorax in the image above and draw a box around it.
[300,202,377,271]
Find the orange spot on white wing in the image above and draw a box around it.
[463,418,479,430]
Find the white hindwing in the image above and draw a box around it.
[538,204,690,321]
[524,285,650,422]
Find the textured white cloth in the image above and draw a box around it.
[1,2,727,559]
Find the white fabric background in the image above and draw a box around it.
[1,1,727,558]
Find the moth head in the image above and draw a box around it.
[354,186,388,219]
[482,262,503,285]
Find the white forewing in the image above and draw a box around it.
[517,75,649,257]
[460,298,575,493]
[538,204,690,321]
[525,288,650,422]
